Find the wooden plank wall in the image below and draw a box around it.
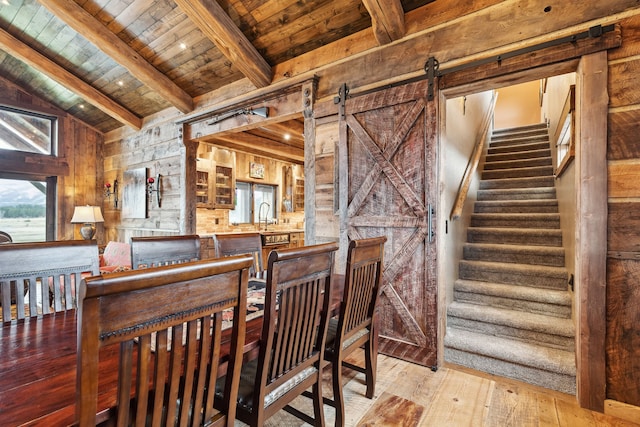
[0,76,103,242]
[103,113,184,243]
[605,13,640,413]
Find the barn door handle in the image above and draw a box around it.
[428,204,435,243]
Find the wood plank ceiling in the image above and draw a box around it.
[0,0,434,162]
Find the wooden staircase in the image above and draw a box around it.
[444,123,576,395]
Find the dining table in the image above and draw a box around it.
[0,274,344,426]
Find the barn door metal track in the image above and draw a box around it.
[424,24,614,100]
[334,24,614,103]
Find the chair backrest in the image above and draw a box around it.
[252,242,338,420]
[0,231,12,243]
[76,255,253,427]
[0,240,99,322]
[130,235,200,269]
[337,236,386,345]
[214,233,264,278]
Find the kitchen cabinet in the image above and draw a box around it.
[294,179,304,211]
[214,165,234,208]
[196,158,213,208]
[196,149,236,209]
[289,231,304,248]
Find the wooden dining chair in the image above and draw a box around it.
[0,240,99,322]
[323,236,386,427]
[130,235,201,269]
[213,233,264,279]
[219,242,338,427]
[76,255,253,427]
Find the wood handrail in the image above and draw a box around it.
[450,92,498,221]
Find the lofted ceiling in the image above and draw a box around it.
[0,0,435,162]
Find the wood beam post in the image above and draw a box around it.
[575,51,608,412]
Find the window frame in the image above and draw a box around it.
[229,181,277,226]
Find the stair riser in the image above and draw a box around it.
[458,264,567,290]
[482,166,554,180]
[486,149,551,162]
[447,317,575,351]
[479,177,555,190]
[444,348,576,395]
[454,291,572,318]
[489,142,549,154]
[477,189,557,201]
[463,246,565,266]
[490,135,550,147]
[470,217,560,229]
[484,157,552,170]
[474,203,559,214]
[467,230,562,246]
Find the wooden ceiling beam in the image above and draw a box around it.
[38,0,194,114]
[0,28,142,130]
[204,133,304,162]
[362,0,405,44]
[203,138,304,165]
[175,0,273,88]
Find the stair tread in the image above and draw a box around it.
[455,278,572,305]
[472,213,560,219]
[463,242,564,255]
[475,199,558,205]
[459,259,567,276]
[468,226,562,235]
[444,328,576,375]
[448,301,574,335]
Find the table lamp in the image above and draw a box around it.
[70,206,104,240]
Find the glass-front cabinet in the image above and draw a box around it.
[196,158,213,207]
[214,165,234,208]
[196,148,235,209]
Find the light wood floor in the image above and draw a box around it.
[239,350,639,427]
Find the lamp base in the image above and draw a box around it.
[79,223,96,240]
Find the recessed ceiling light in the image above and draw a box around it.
[284,133,291,141]
[118,81,124,86]
[180,42,187,50]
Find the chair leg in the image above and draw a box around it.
[363,338,377,399]
[312,381,325,427]
[365,323,378,399]
[333,358,346,427]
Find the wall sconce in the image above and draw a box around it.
[147,174,162,208]
[104,179,118,208]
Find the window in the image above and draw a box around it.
[0,178,48,242]
[0,106,57,155]
[554,85,575,177]
[229,182,276,226]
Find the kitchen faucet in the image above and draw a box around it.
[258,202,270,231]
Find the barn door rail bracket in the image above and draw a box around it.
[424,23,615,100]
[334,83,349,119]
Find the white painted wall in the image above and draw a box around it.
[494,80,541,129]
[440,90,494,307]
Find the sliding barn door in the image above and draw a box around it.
[339,80,438,367]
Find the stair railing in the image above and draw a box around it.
[450,92,498,221]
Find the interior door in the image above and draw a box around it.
[340,79,438,367]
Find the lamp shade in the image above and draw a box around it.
[70,206,104,224]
